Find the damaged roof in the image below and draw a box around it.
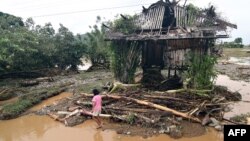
[106,0,237,41]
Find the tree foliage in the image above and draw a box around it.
[110,15,141,84]
[0,12,86,74]
[221,37,244,48]
[234,37,243,44]
[83,16,110,68]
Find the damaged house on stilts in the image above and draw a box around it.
[105,0,237,89]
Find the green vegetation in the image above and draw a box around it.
[220,37,244,48]
[0,12,86,74]
[185,53,217,90]
[0,90,17,101]
[110,16,141,84]
[230,113,250,123]
[76,70,113,93]
[83,16,111,68]
[126,113,136,124]
[221,48,250,58]
[0,85,67,119]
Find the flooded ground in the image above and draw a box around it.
[29,92,72,111]
[0,114,223,141]
[228,57,250,66]
[0,97,18,106]
[0,84,232,141]
[216,75,250,118]
[1,65,249,141]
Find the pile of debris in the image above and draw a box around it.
[41,85,241,138]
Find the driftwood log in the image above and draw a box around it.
[0,71,44,79]
[36,77,54,82]
[20,80,39,87]
[105,94,201,123]
[80,93,201,123]
[47,109,112,123]
[109,82,140,93]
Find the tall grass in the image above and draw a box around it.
[109,15,141,84]
[185,53,217,89]
[111,41,141,84]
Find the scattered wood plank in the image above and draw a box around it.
[222,118,240,125]
[105,94,201,123]
[57,109,112,118]
[20,80,39,87]
[143,95,189,103]
[47,112,64,122]
[36,77,54,82]
[109,81,140,93]
[188,101,206,116]
[105,107,157,113]
[133,113,154,123]
[0,89,8,95]
[205,102,234,106]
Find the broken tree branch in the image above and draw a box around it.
[105,94,201,123]
[143,95,189,103]
[105,107,158,113]
[109,81,140,93]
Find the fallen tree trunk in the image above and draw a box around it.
[109,82,141,93]
[57,109,112,118]
[222,118,241,125]
[20,80,39,87]
[105,107,157,113]
[0,89,8,95]
[105,95,201,123]
[166,89,212,94]
[143,95,189,103]
[133,113,155,124]
[36,77,54,82]
[0,71,44,79]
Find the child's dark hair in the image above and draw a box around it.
[92,89,100,96]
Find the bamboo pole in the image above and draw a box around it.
[105,95,201,123]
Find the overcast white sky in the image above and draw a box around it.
[0,0,249,44]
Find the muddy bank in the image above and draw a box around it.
[0,85,68,120]
[216,60,250,82]
[216,75,250,119]
[0,70,113,120]
[215,55,250,122]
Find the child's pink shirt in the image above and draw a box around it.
[92,95,102,112]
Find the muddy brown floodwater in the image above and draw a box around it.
[0,92,224,141]
[216,75,250,118]
[3,75,249,141]
[29,92,72,111]
[0,114,223,141]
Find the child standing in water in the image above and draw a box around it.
[92,89,102,129]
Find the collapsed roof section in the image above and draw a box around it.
[106,0,237,41]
